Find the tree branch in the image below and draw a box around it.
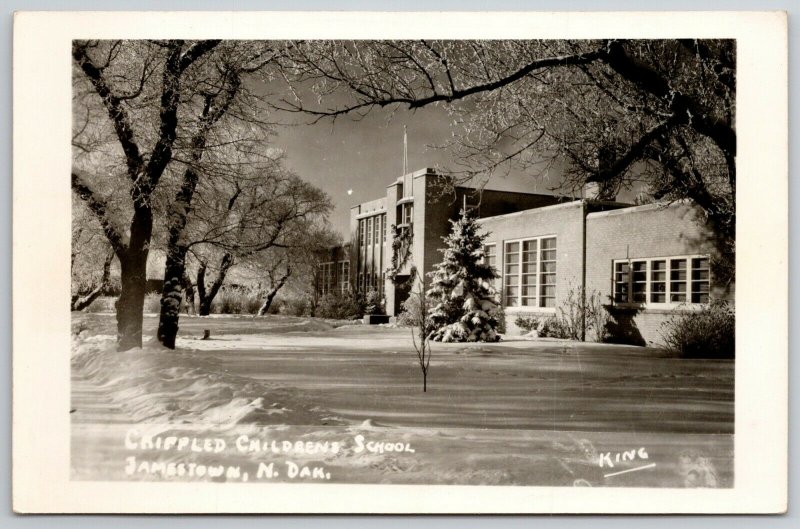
[72,41,144,180]
[602,40,736,161]
[71,171,126,256]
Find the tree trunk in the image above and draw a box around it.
[116,249,148,351]
[157,245,188,349]
[183,274,196,315]
[196,253,233,316]
[258,267,291,316]
[71,249,114,311]
[116,203,153,351]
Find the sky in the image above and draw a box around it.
[271,102,564,238]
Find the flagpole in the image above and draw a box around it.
[403,125,408,177]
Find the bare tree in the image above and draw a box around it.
[404,267,433,392]
[71,196,117,311]
[160,162,331,333]
[72,40,285,350]
[274,40,735,280]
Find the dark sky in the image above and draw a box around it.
[272,102,566,238]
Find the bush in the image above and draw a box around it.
[144,293,161,313]
[279,294,311,317]
[659,300,735,358]
[514,314,570,339]
[316,290,364,320]
[513,286,611,342]
[364,289,385,316]
[84,296,115,313]
[490,305,506,334]
[397,292,433,332]
[211,287,262,315]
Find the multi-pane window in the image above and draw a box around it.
[358,215,386,247]
[319,262,335,295]
[402,203,413,225]
[483,244,498,294]
[632,261,647,303]
[539,238,557,308]
[503,236,557,309]
[613,255,711,306]
[670,259,687,302]
[691,257,710,303]
[359,219,367,248]
[338,260,350,293]
[650,260,667,303]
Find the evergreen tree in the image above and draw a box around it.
[426,209,501,342]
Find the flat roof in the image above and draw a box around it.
[585,199,691,219]
[476,199,585,223]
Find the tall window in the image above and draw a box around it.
[483,244,498,294]
[367,217,373,247]
[691,257,710,303]
[338,260,350,293]
[382,213,387,243]
[503,236,557,308]
[613,255,710,306]
[402,203,413,225]
[319,262,335,295]
[539,238,557,308]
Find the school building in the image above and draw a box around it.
[317,168,732,346]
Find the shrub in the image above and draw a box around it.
[513,286,611,342]
[211,287,262,315]
[144,293,161,313]
[279,294,311,317]
[513,314,570,339]
[397,292,433,333]
[659,300,735,358]
[490,305,506,334]
[316,290,364,320]
[84,296,115,313]
[364,289,385,316]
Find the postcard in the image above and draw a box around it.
[12,10,787,513]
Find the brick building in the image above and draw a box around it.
[317,168,733,346]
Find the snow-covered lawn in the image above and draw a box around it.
[71,313,734,487]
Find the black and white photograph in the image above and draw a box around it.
[12,10,788,514]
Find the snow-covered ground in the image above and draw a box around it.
[71,313,734,487]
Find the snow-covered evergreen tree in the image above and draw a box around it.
[426,209,501,342]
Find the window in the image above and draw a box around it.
[359,219,366,248]
[613,255,711,306]
[503,236,557,309]
[483,244,498,296]
[319,262,335,295]
[691,257,710,303]
[338,260,350,293]
[382,214,387,243]
[402,203,413,225]
[539,238,557,308]
[367,217,373,247]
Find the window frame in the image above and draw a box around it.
[338,260,350,293]
[482,243,499,298]
[319,261,335,296]
[612,254,712,309]
[501,235,558,312]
